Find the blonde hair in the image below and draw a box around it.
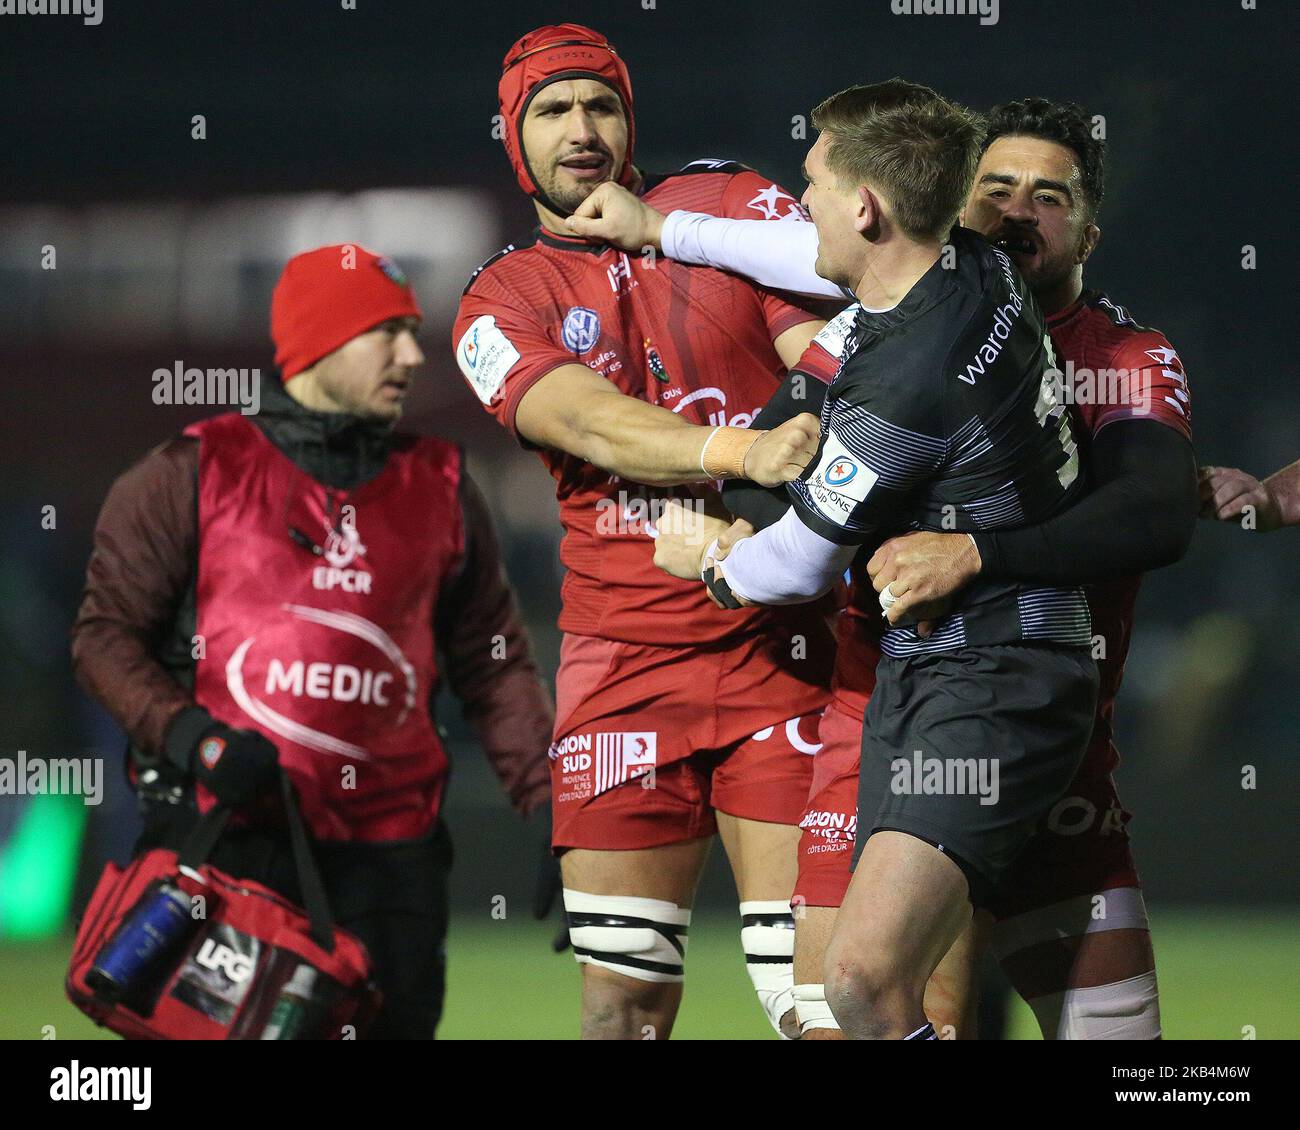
[811,79,985,241]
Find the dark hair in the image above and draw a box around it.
[983,98,1106,219]
[811,79,985,241]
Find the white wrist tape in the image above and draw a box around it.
[700,536,721,580]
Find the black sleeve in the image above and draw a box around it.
[787,345,946,546]
[720,370,827,531]
[971,420,1198,584]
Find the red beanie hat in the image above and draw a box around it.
[270,244,422,381]
[498,23,635,210]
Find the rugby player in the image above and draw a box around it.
[452,23,842,1039]
[1200,460,1300,528]
[573,97,1198,1039]
[646,80,1102,1041]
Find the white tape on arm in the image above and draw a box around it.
[660,210,843,299]
[723,507,857,605]
[700,537,722,580]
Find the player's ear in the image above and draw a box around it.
[1076,222,1101,265]
[854,185,876,234]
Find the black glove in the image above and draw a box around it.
[163,706,281,806]
[529,811,569,953]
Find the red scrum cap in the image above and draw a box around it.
[271,245,422,381]
[498,23,636,211]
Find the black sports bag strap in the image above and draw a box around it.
[176,803,231,870]
[279,772,337,952]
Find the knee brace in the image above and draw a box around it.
[792,983,841,1035]
[740,900,796,1035]
[1027,970,1161,1040]
[563,889,691,983]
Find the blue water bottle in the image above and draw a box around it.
[86,878,203,1004]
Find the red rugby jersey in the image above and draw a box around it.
[1050,289,1191,776]
[453,160,839,645]
[831,289,1193,783]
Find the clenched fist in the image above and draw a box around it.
[652,496,733,580]
[743,413,821,488]
[867,530,982,634]
[568,182,665,252]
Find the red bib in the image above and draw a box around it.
[185,414,463,841]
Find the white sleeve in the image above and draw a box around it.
[720,507,857,605]
[660,210,847,300]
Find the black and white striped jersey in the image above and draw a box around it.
[788,227,1091,656]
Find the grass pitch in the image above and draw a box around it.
[3,909,1294,1040]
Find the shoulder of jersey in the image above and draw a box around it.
[461,233,541,296]
[643,157,759,193]
[673,157,757,178]
[811,304,861,360]
[953,228,1010,294]
[1078,291,1185,371]
[1084,290,1159,335]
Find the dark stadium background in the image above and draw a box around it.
[1,0,1296,1037]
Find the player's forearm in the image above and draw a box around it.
[519,364,821,488]
[518,368,762,486]
[1263,459,1300,526]
[661,210,844,299]
[720,369,827,530]
[723,507,857,604]
[575,395,729,485]
[722,478,791,531]
[972,422,1197,584]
